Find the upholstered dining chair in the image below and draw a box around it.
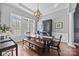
[47,35,62,56]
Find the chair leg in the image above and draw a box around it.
[57,47,61,56]
[11,49,13,56]
[59,47,61,52]
[29,43,31,48]
[41,48,45,53]
[23,40,24,45]
[47,46,50,52]
[47,43,50,52]
[0,52,2,56]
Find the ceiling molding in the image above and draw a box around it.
[69,3,77,13]
[20,3,69,16]
[19,3,34,13]
[18,3,69,16]
[3,3,36,19]
[44,4,69,15]
[44,7,68,16]
[4,3,70,17]
[53,3,59,8]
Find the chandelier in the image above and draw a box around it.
[34,3,42,20]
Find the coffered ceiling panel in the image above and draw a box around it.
[19,3,69,15]
[4,3,69,16]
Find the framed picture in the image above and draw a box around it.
[55,22,63,29]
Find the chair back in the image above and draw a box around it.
[0,36,5,40]
[40,31,49,36]
[58,35,62,46]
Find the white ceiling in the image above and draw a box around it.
[18,3,69,16]
[5,3,70,16]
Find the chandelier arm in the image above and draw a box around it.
[34,3,42,21]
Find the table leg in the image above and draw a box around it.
[29,43,32,48]
[43,40,46,52]
[44,40,46,46]
[23,40,24,45]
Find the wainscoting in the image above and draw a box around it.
[52,32,68,43]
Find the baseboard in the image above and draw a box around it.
[74,43,79,46]
[68,43,76,48]
[15,39,23,43]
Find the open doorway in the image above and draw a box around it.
[74,3,79,43]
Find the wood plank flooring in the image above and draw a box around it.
[13,41,79,56]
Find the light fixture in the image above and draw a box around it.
[34,3,42,21]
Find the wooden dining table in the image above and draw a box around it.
[39,36,54,47]
[26,35,54,48]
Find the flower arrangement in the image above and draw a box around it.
[0,24,10,33]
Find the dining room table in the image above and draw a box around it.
[26,35,54,49]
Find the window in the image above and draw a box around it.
[29,19,35,35]
[10,13,21,40]
[10,13,35,41]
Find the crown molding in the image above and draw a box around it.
[19,3,34,13]
[2,3,76,17]
[16,3,69,16]
[69,3,77,13]
[44,7,68,16]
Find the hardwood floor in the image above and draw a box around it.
[13,41,79,56]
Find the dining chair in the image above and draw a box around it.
[0,36,5,40]
[47,35,62,56]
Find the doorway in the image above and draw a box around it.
[74,3,79,43]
